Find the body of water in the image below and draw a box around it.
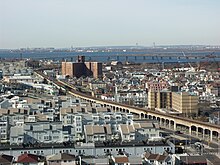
[0,51,220,63]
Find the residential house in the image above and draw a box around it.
[0,120,9,143]
[15,153,45,165]
[24,121,63,144]
[118,124,135,141]
[111,155,129,165]
[61,112,83,140]
[81,157,109,165]
[0,154,14,165]
[143,152,173,165]
[47,153,76,165]
[134,122,160,141]
[10,121,63,145]
[128,157,143,165]
[84,125,112,143]
[10,121,24,145]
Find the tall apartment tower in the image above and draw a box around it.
[147,81,170,110]
[85,62,102,79]
[62,61,74,77]
[172,92,198,115]
[148,89,172,110]
[148,90,198,115]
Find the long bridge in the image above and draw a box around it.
[23,51,220,63]
[35,71,220,142]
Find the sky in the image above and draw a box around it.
[0,0,220,49]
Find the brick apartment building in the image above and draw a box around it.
[62,56,102,79]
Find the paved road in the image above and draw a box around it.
[204,154,220,165]
[160,128,220,154]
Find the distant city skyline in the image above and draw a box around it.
[1,0,220,49]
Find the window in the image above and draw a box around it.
[44,136,50,140]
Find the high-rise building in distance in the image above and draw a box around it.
[148,90,198,115]
[62,56,102,79]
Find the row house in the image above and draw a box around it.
[0,120,9,142]
[10,121,64,145]
[84,124,112,143]
[134,122,160,141]
[119,124,135,141]
[143,152,173,165]
[111,155,143,165]
[60,111,83,140]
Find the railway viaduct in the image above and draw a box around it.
[35,71,220,142]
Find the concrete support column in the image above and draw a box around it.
[139,114,142,119]
[210,131,213,141]
[203,129,205,139]
[168,122,171,129]
[196,127,198,137]
[173,123,176,131]
[159,120,162,126]
[189,127,191,135]
[161,120,164,126]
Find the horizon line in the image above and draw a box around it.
[1,44,220,50]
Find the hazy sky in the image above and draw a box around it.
[1,0,220,48]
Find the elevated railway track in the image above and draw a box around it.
[35,71,220,142]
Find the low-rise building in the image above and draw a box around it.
[3,75,35,83]
[143,152,173,165]
[0,120,9,142]
[47,153,76,165]
[10,121,64,145]
[84,125,112,143]
[15,153,45,165]
[0,154,14,165]
[119,124,135,141]
[134,122,160,141]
